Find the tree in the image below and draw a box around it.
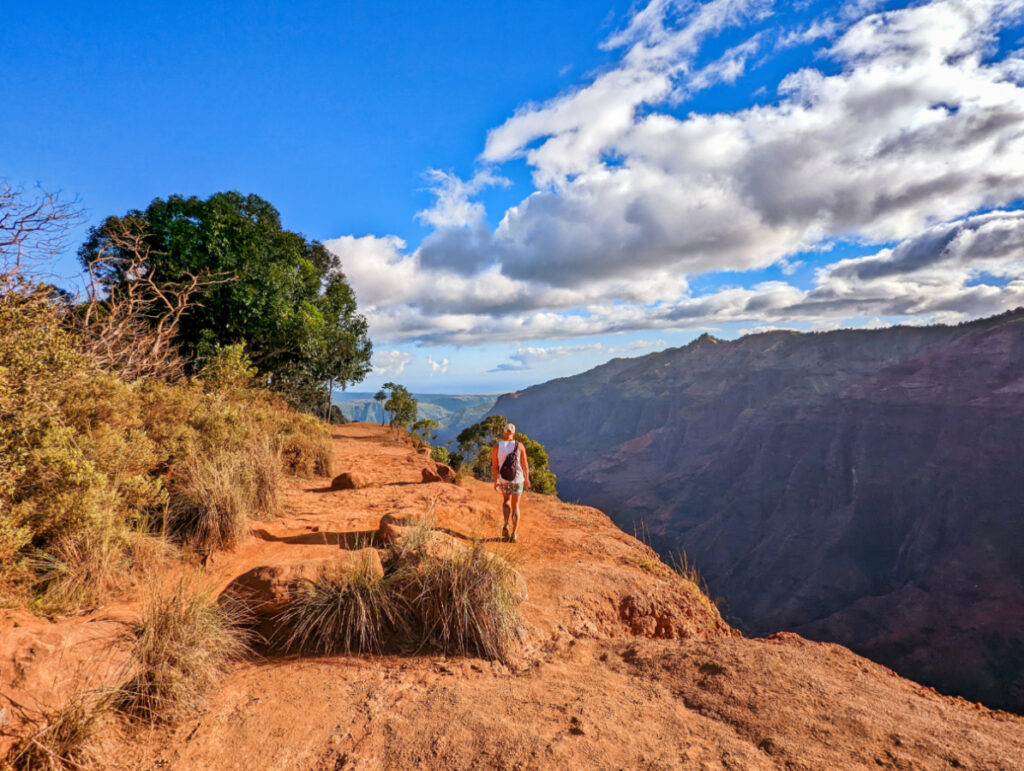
[374,389,387,425]
[456,414,557,495]
[78,191,372,409]
[411,418,440,445]
[1,181,81,280]
[381,382,417,432]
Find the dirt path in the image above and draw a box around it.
[5,423,1023,770]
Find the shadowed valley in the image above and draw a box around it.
[494,309,1024,713]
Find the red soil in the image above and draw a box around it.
[2,423,1022,769]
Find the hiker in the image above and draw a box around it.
[492,422,530,542]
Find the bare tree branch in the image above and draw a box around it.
[0,181,82,280]
[75,217,233,381]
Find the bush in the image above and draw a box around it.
[429,446,450,464]
[115,581,248,724]
[278,553,403,655]
[398,541,523,662]
[0,289,326,608]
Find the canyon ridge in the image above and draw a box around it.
[493,308,1024,713]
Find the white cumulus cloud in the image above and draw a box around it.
[329,0,1024,347]
[372,349,411,377]
[428,355,449,375]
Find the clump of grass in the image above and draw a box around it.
[388,501,437,562]
[625,552,671,578]
[115,581,248,724]
[249,436,281,520]
[31,529,176,614]
[31,528,133,614]
[167,452,252,551]
[453,465,475,487]
[271,411,334,478]
[278,554,403,655]
[4,692,108,771]
[399,541,524,663]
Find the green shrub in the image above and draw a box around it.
[429,446,450,464]
[115,581,248,724]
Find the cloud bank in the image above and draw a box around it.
[327,0,1024,346]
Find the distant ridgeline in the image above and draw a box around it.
[492,308,1024,714]
[334,393,498,445]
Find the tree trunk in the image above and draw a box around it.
[326,378,334,422]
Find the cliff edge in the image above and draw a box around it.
[2,423,1022,770]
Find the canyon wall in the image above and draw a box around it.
[493,310,1024,711]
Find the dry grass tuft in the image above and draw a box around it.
[167,452,253,551]
[274,413,334,478]
[278,554,403,655]
[388,502,437,562]
[400,541,524,663]
[4,693,107,771]
[31,529,176,614]
[249,437,282,520]
[115,581,248,724]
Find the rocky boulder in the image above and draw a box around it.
[330,471,371,490]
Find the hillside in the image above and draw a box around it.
[3,423,1023,770]
[492,308,1024,714]
[333,393,497,444]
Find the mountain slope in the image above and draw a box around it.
[492,309,1024,712]
[333,393,497,444]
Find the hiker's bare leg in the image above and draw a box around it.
[502,494,512,535]
[508,493,521,538]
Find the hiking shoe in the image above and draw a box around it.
[501,525,510,542]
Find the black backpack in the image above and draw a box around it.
[499,442,520,481]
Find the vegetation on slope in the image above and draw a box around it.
[0,185,342,613]
[455,414,558,495]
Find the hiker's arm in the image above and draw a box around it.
[520,443,530,488]
[491,445,500,487]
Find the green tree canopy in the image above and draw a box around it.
[456,414,557,495]
[381,382,417,430]
[411,418,440,444]
[78,192,371,410]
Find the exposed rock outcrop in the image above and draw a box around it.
[494,308,1024,712]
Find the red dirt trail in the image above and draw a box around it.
[3,423,1023,770]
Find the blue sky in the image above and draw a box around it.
[4,0,1024,393]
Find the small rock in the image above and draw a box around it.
[421,467,442,483]
[330,472,370,490]
[434,464,456,483]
